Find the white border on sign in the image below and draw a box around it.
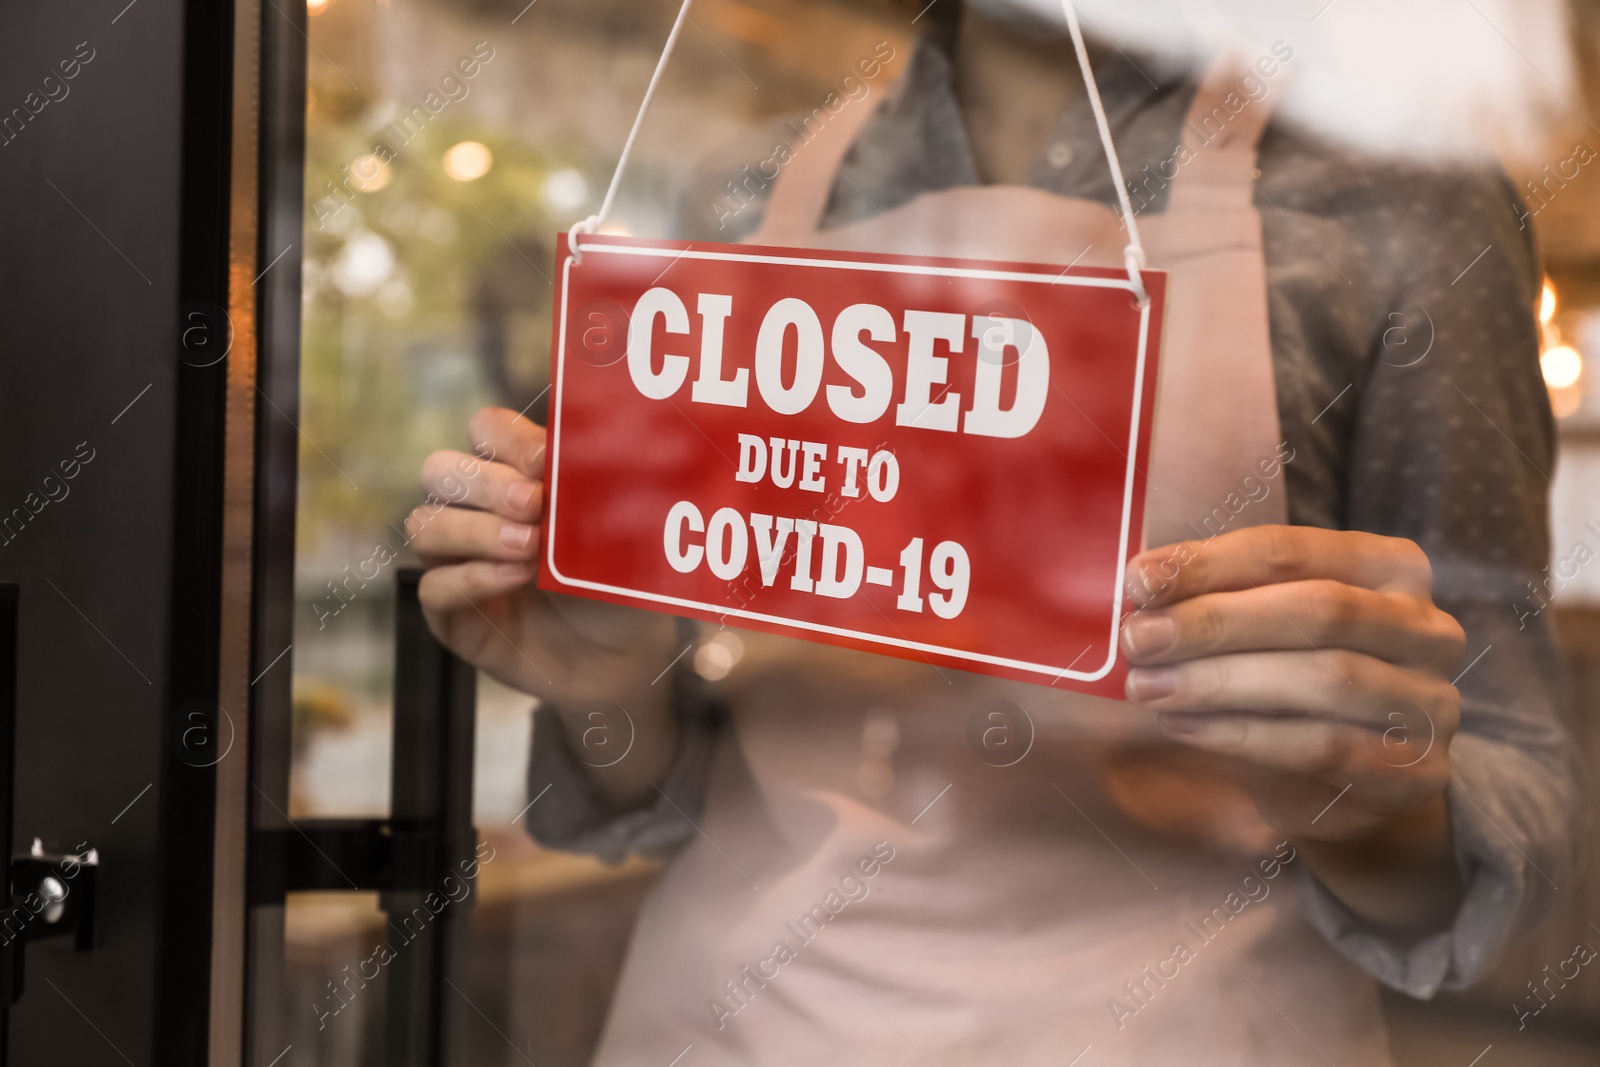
[545,242,1152,682]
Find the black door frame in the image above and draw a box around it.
[162,0,268,1061]
[240,0,308,1063]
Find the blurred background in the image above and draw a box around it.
[273,0,1600,1063]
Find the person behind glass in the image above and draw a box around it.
[408,2,1581,1063]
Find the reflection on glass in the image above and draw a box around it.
[259,1,1600,1065]
[274,1,921,1062]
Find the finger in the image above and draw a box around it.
[418,559,534,613]
[407,503,540,565]
[1120,580,1465,674]
[469,406,547,479]
[1129,526,1434,608]
[1125,649,1460,728]
[1155,713,1449,782]
[420,450,542,522]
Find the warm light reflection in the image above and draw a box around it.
[693,631,745,681]
[1541,280,1558,326]
[442,141,492,181]
[1542,343,1583,389]
[307,0,329,14]
[1551,383,1582,418]
[347,154,390,193]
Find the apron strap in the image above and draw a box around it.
[1164,55,1277,212]
[746,69,901,248]
[752,47,1273,245]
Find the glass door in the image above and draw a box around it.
[244,3,1600,1067]
[244,2,917,1062]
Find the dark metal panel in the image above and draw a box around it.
[0,0,193,1062]
[0,585,18,1040]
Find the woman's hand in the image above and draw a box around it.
[410,407,681,804]
[1121,525,1465,844]
[1121,525,1470,931]
[409,405,553,694]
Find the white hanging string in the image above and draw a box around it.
[572,0,1148,304]
[1059,0,1151,308]
[569,0,696,263]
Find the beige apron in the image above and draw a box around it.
[590,59,1391,1067]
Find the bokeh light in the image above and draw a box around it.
[347,153,390,193]
[442,141,492,182]
[693,631,745,681]
[1542,343,1583,389]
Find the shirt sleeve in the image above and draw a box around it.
[522,619,724,864]
[1293,166,1588,997]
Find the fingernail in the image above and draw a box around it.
[500,522,534,550]
[1122,613,1177,658]
[1127,665,1179,702]
[1159,712,1205,737]
[506,480,538,512]
[1135,561,1173,604]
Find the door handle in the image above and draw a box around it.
[249,568,477,1065]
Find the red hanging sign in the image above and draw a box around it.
[538,234,1164,696]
